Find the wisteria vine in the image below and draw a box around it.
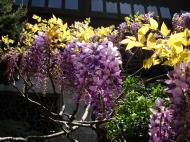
[1,17,122,118]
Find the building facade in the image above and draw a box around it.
[15,0,190,27]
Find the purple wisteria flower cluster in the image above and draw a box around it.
[21,32,48,86]
[127,13,153,37]
[65,39,122,118]
[2,51,20,81]
[149,62,190,142]
[114,13,155,47]
[149,98,173,142]
[2,31,122,118]
[165,62,190,141]
[172,13,190,32]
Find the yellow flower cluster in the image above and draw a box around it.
[24,15,71,49]
[70,18,115,42]
[121,18,190,69]
[0,15,115,54]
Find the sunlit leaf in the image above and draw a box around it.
[162,60,172,66]
[32,15,41,22]
[120,39,131,44]
[153,59,160,65]
[178,52,190,61]
[143,58,153,69]
[154,43,163,50]
[174,45,183,54]
[127,36,136,41]
[126,41,136,50]
[138,34,146,44]
[188,39,190,46]
[188,30,190,36]
[163,56,180,66]
[31,24,39,33]
[167,33,184,47]
[160,22,169,37]
[142,47,154,50]
[2,35,14,45]
[171,58,180,66]
[135,42,144,47]
[147,33,156,47]
[25,23,32,29]
[183,29,189,37]
[181,38,188,46]
[149,18,158,30]
[138,26,149,35]
[126,41,143,50]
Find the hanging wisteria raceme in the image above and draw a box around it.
[149,98,173,142]
[2,51,20,81]
[20,32,49,87]
[182,13,190,29]
[117,22,127,39]
[129,22,141,38]
[65,39,122,118]
[172,14,186,32]
[1,32,48,85]
[165,62,190,141]
[60,39,79,89]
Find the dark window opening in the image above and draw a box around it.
[48,0,62,8]
[134,4,145,14]
[31,0,45,7]
[15,0,29,6]
[65,0,78,10]
[147,5,158,16]
[106,1,118,14]
[120,2,131,15]
[160,7,171,19]
[91,0,103,12]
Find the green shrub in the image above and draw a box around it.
[105,77,168,142]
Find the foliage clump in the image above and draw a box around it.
[105,77,168,141]
[0,0,26,40]
[120,13,190,69]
